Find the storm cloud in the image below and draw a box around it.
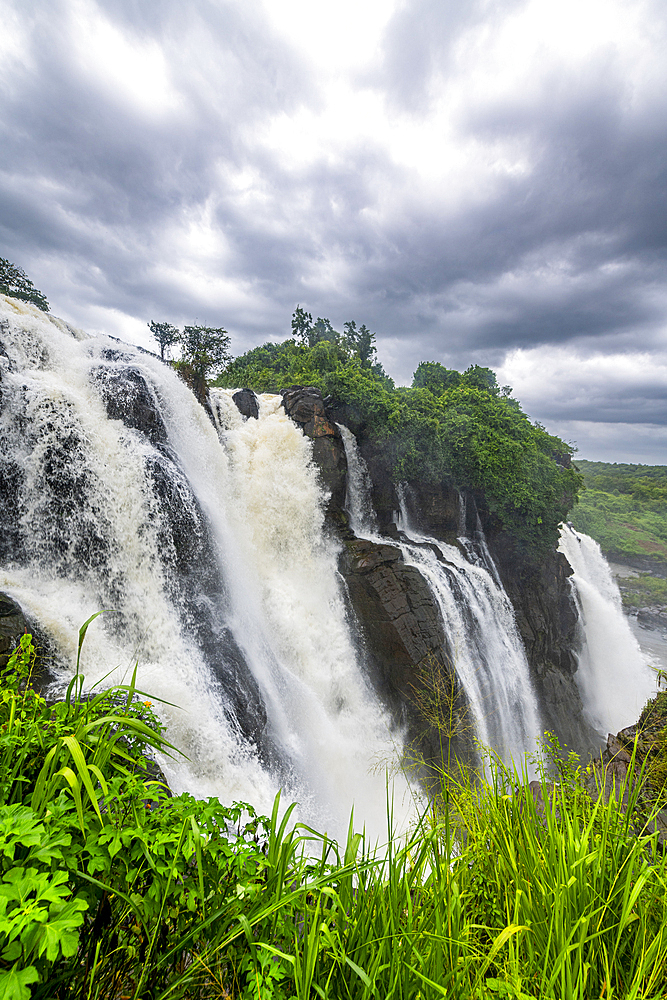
[1,0,666,460]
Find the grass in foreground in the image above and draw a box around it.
[2,630,667,999]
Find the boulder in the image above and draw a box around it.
[280,387,348,519]
[0,593,29,671]
[0,592,53,689]
[232,388,259,420]
[91,364,168,445]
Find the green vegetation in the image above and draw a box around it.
[570,460,667,571]
[148,321,231,380]
[215,321,581,555]
[617,574,667,610]
[0,258,49,312]
[4,629,667,999]
[148,321,181,361]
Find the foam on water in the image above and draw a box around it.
[558,524,656,734]
[337,424,541,768]
[0,297,414,840]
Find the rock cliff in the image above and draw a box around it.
[291,387,603,760]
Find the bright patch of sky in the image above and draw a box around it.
[1,0,666,461]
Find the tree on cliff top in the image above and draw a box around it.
[413,361,461,393]
[148,320,180,361]
[0,258,49,312]
[181,324,231,380]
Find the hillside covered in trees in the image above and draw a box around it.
[215,311,582,557]
[570,460,667,609]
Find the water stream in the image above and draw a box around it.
[0,298,412,839]
[338,424,542,769]
[558,525,657,734]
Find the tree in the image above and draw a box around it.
[180,325,231,381]
[461,365,499,394]
[311,317,339,345]
[291,306,341,347]
[344,320,377,366]
[412,361,461,394]
[148,320,181,361]
[291,305,313,344]
[0,258,49,312]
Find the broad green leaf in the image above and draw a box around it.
[0,966,39,1000]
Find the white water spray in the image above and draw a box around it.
[337,425,541,767]
[558,524,656,735]
[0,297,413,839]
[398,522,542,769]
[337,423,379,537]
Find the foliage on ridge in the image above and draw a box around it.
[0,258,49,312]
[215,326,582,555]
[572,459,667,568]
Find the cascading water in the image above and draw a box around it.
[337,424,379,537]
[337,426,542,768]
[0,297,413,840]
[398,514,542,769]
[558,524,656,735]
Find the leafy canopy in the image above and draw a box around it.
[0,259,49,312]
[181,324,231,380]
[147,320,180,361]
[215,319,581,554]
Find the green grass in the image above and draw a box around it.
[570,461,667,569]
[4,630,667,999]
[617,574,667,609]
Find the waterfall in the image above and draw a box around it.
[0,298,413,839]
[337,423,379,537]
[558,524,656,734]
[398,519,542,770]
[337,426,542,768]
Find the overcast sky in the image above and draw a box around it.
[1,0,666,462]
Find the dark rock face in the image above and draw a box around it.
[0,593,29,671]
[1,348,268,754]
[97,379,269,753]
[0,592,53,689]
[280,387,348,519]
[483,525,603,755]
[583,718,667,844]
[341,537,471,765]
[232,388,259,420]
[400,481,464,542]
[318,406,598,758]
[91,364,168,445]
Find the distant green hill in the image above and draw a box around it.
[570,459,667,608]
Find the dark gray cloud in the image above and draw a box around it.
[1,0,666,460]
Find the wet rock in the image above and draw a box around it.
[0,593,29,671]
[400,481,463,543]
[210,626,267,750]
[0,592,53,688]
[339,537,470,766]
[280,387,348,518]
[280,386,325,424]
[91,365,168,445]
[143,448,268,751]
[527,780,559,823]
[636,608,667,630]
[483,524,603,756]
[0,459,25,564]
[232,388,259,420]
